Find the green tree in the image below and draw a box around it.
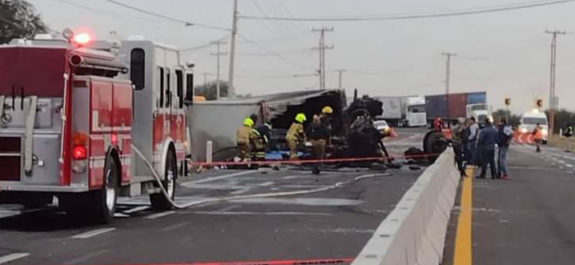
[0,0,46,44]
[545,109,575,133]
[194,81,228,100]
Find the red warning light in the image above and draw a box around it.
[73,33,91,45]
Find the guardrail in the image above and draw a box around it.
[352,148,459,265]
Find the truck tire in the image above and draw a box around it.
[423,131,448,163]
[94,158,120,224]
[150,151,177,210]
[60,158,119,224]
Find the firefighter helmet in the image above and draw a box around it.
[322,106,334,114]
[295,113,307,123]
[243,117,254,127]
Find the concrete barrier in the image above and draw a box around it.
[352,148,460,265]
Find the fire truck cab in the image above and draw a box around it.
[0,35,192,223]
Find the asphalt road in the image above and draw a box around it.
[443,141,575,265]
[0,128,428,265]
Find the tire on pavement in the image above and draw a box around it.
[150,150,177,210]
[60,157,119,224]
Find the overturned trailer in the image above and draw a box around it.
[188,90,346,162]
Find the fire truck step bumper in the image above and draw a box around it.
[0,182,89,193]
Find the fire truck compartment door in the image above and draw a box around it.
[21,134,61,185]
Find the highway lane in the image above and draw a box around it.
[444,142,575,265]
[0,128,428,265]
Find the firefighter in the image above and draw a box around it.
[533,123,543,153]
[320,106,334,143]
[250,128,267,161]
[564,124,574,137]
[252,122,272,161]
[255,122,273,147]
[286,113,307,160]
[307,115,330,160]
[236,117,255,160]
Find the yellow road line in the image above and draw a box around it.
[454,167,474,265]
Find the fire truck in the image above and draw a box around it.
[0,32,192,223]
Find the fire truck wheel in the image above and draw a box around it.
[150,151,177,210]
[92,158,119,224]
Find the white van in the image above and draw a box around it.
[519,111,549,144]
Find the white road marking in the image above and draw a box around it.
[257,181,275,187]
[146,210,176,219]
[121,205,150,214]
[0,253,29,264]
[181,171,256,186]
[113,213,130,218]
[72,228,116,239]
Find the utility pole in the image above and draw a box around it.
[312,27,334,90]
[336,69,346,89]
[211,41,227,99]
[228,0,239,97]
[442,52,456,127]
[545,30,566,135]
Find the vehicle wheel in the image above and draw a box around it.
[423,131,448,162]
[150,151,177,210]
[60,158,119,224]
[93,158,119,224]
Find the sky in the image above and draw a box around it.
[26,0,575,114]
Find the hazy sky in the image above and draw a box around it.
[27,0,575,114]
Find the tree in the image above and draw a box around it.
[545,109,575,133]
[0,0,46,44]
[194,81,228,100]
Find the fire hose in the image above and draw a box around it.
[131,144,393,210]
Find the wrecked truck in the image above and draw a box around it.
[187,90,347,162]
[187,89,392,164]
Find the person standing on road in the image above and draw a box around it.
[307,115,330,160]
[497,118,513,180]
[478,119,498,179]
[236,117,256,161]
[467,117,480,165]
[533,123,543,153]
[286,113,307,160]
[452,117,467,176]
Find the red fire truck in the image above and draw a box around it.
[0,32,192,223]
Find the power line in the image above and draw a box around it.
[180,35,229,53]
[239,0,575,21]
[238,33,312,71]
[103,0,230,31]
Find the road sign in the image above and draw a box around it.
[536,99,543,108]
[505,98,511,106]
